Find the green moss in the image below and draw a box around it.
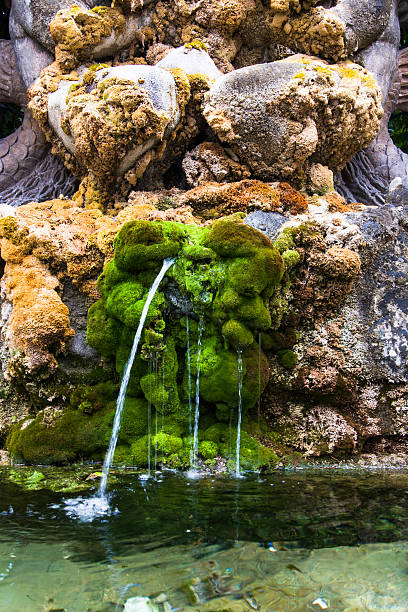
[105,281,144,323]
[115,338,147,397]
[114,220,185,271]
[222,320,254,350]
[183,243,214,261]
[130,435,149,466]
[97,259,133,298]
[82,217,295,470]
[113,445,134,466]
[282,249,301,270]
[86,300,122,357]
[70,381,118,414]
[229,249,283,296]
[235,295,271,330]
[278,349,298,369]
[152,432,183,454]
[199,440,218,459]
[273,228,296,253]
[7,409,111,465]
[117,397,149,443]
[203,217,272,257]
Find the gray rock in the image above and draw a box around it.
[9,9,53,88]
[244,211,288,242]
[94,65,180,130]
[345,205,408,382]
[203,61,315,180]
[156,45,222,81]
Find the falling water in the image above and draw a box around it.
[191,317,205,469]
[186,316,193,465]
[257,332,262,469]
[146,358,152,479]
[235,351,243,478]
[98,257,175,498]
[153,352,159,475]
[154,411,158,474]
[161,349,166,465]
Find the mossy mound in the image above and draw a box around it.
[114,220,186,271]
[9,217,288,471]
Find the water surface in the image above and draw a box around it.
[1,467,408,611]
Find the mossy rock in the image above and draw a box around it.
[222,319,254,350]
[278,349,298,369]
[114,220,186,271]
[203,217,272,257]
[86,300,122,358]
[97,259,133,298]
[7,409,111,465]
[199,440,218,459]
[70,381,118,414]
[228,248,283,297]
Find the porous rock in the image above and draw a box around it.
[204,56,382,182]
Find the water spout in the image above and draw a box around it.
[235,351,243,478]
[186,316,193,466]
[191,317,205,470]
[98,257,175,498]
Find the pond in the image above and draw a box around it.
[0,467,408,611]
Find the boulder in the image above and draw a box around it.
[204,56,382,181]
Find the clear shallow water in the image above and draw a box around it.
[1,468,408,611]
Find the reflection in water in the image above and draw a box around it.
[0,468,408,610]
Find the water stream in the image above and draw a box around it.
[186,315,193,465]
[191,317,205,470]
[98,258,174,497]
[235,351,243,478]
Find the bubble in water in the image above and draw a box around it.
[62,496,117,522]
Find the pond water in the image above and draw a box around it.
[0,467,408,611]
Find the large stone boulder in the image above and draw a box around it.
[204,56,383,182]
[46,64,181,180]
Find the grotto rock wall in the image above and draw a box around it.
[0,0,408,468]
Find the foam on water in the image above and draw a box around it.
[63,496,117,522]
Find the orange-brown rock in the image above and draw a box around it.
[179,179,308,219]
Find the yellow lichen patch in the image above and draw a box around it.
[72,175,111,211]
[65,76,169,181]
[168,68,191,112]
[267,6,346,62]
[50,5,125,68]
[276,55,383,172]
[270,0,319,13]
[185,39,208,52]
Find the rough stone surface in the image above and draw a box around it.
[204,56,382,181]
[157,45,222,80]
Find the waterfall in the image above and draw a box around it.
[257,332,262,469]
[161,350,165,465]
[186,316,193,465]
[235,351,243,478]
[147,358,152,479]
[98,257,175,498]
[191,318,204,469]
